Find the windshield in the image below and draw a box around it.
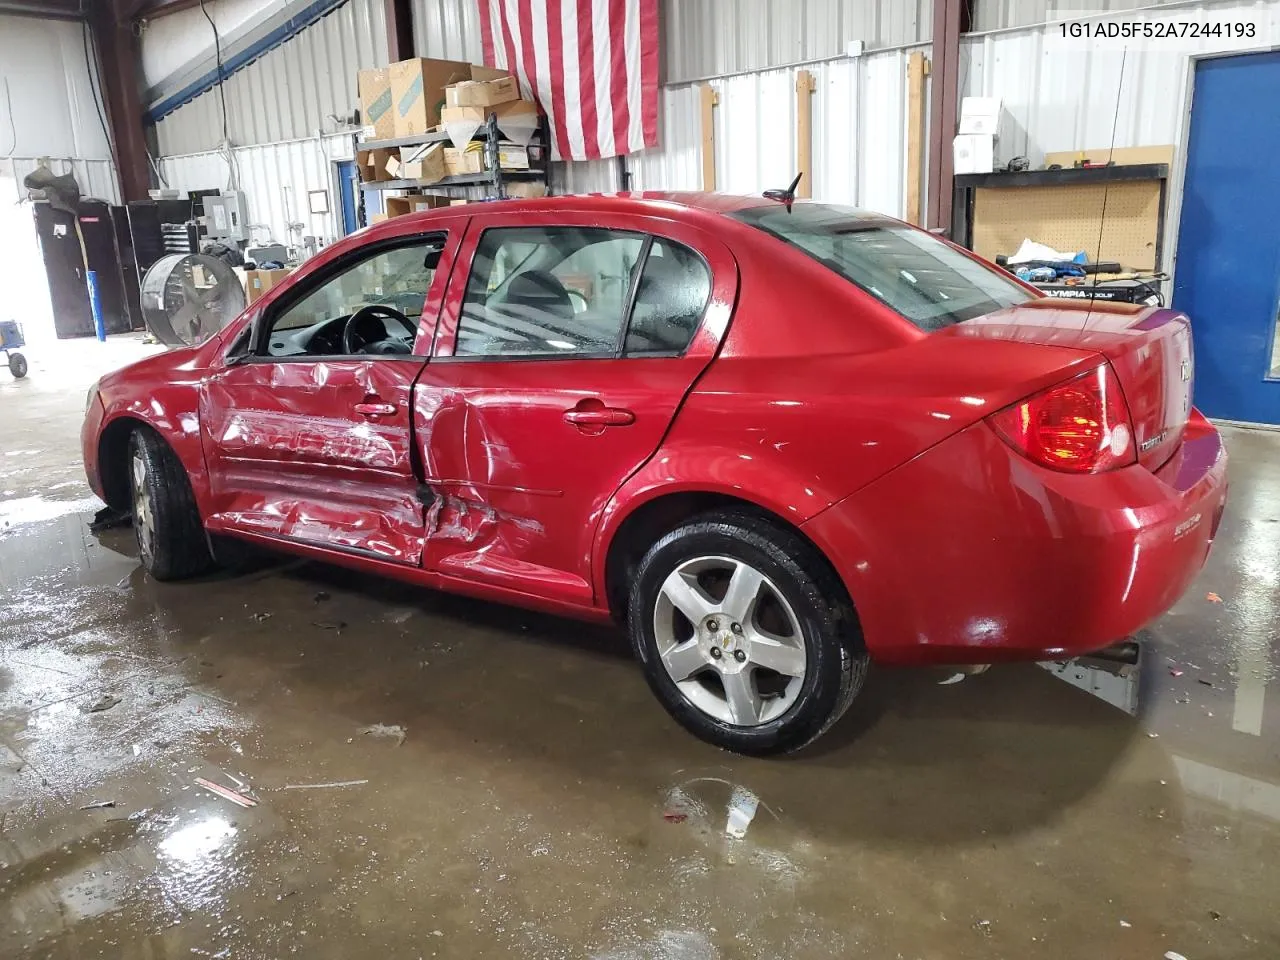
[729,203,1032,331]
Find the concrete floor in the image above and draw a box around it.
[2,337,1279,960]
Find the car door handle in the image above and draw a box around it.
[354,401,397,417]
[563,406,635,427]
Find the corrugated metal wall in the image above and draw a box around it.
[962,0,1280,165]
[663,0,931,83]
[630,46,925,216]
[158,134,357,246]
[972,0,1197,33]
[0,14,120,203]
[411,0,485,61]
[153,0,386,156]
[0,158,120,206]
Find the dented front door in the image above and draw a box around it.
[198,221,468,564]
[201,358,427,563]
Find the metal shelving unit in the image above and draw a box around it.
[357,112,549,204]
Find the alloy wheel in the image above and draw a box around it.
[652,555,807,726]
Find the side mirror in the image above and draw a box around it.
[224,322,255,365]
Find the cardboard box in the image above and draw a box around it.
[445,75,520,108]
[496,142,529,170]
[245,268,289,304]
[449,198,469,206]
[492,98,539,144]
[390,58,473,137]
[369,213,390,224]
[357,147,395,182]
[470,64,510,82]
[358,67,394,140]
[443,143,484,176]
[385,194,452,217]
[504,182,547,199]
[385,142,447,183]
[953,133,995,175]
[958,96,1002,136]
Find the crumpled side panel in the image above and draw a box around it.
[200,358,427,564]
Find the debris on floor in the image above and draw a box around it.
[282,779,370,790]
[1119,920,1131,927]
[1165,952,1189,960]
[313,590,330,602]
[88,505,131,531]
[1206,592,1223,603]
[725,786,760,840]
[78,800,115,810]
[385,608,415,624]
[358,723,406,746]
[938,672,966,685]
[312,619,348,632]
[250,612,273,622]
[1170,668,1184,677]
[974,919,992,937]
[194,776,258,808]
[82,693,121,713]
[1198,678,1214,687]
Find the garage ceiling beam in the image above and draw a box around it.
[384,0,413,61]
[117,0,208,20]
[926,0,967,233]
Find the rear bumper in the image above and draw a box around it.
[802,410,1228,665]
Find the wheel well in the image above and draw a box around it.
[97,417,147,511]
[603,492,850,623]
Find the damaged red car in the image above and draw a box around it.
[82,194,1227,754]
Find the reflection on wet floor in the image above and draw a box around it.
[0,424,1278,959]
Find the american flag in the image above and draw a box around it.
[477,0,660,162]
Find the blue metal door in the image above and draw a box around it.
[1173,51,1280,425]
[336,160,360,235]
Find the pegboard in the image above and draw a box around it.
[972,180,1163,271]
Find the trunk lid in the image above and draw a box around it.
[955,300,1195,470]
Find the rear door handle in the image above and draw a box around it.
[563,407,635,427]
[354,401,398,417]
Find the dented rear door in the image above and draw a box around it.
[416,209,737,606]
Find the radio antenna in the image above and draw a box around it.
[1088,45,1127,325]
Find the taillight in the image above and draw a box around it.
[988,363,1136,474]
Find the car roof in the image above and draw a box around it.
[373,191,777,230]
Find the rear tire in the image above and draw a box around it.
[8,353,27,379]
[628,509,868,755]
[128,428,216,581]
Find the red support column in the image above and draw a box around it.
[91,9,151,202]
[384,0,414,62]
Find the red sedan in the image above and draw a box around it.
[82,193,1227,754]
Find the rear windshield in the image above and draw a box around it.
[729,203,1033,331]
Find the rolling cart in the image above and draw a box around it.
[0,320,28,379]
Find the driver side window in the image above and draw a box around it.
[262,239,439,358]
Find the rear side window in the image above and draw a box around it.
[454,227,711,358]
[625,239,711,355]
[729,203,1031,331]
[456,226,644,357]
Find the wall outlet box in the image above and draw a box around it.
[846,40,865,58]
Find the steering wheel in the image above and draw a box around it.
[342,304,418,355]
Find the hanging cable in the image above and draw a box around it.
[81,18,114,167]
[199,0,235,189]
[1,77,17,158]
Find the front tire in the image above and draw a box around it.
[628,509,868,755]
[128,428,216,581]
[8,352,27,379]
